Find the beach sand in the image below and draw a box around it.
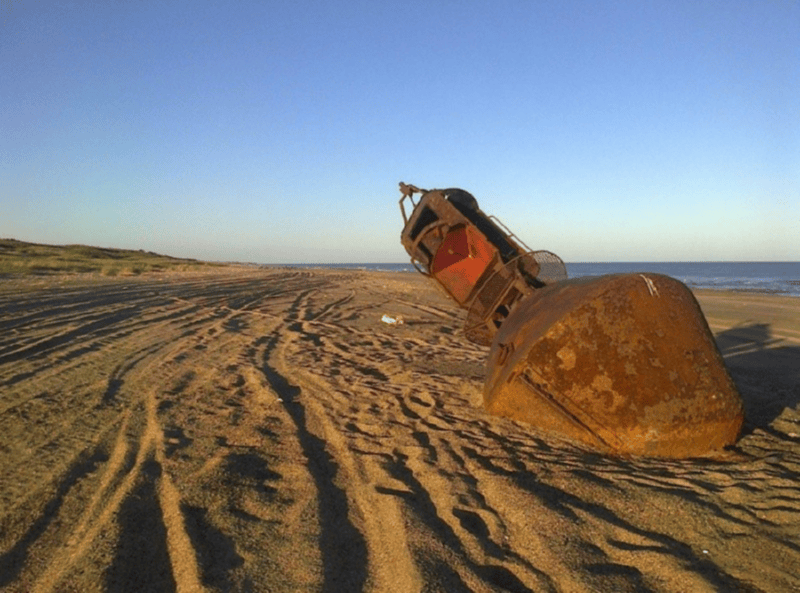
[0,268,798,592]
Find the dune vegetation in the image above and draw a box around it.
[0,238,220,277]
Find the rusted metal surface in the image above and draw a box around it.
[398,183,744,458]
[400,185,566,346]
[484,274,743,457]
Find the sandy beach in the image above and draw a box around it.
[1,267,798,592]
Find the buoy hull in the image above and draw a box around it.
[484,273,744,457]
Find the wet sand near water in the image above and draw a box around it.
[1,268,798,592]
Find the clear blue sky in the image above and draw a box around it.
[2,1,798,263]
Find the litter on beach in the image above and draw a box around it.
[381,314,404,325]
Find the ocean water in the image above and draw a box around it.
[282,261,800,297]
[565,262,800,297]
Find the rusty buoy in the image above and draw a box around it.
[399,183,743,457]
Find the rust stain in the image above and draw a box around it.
[556,346,576,370]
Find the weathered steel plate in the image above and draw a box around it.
[484,273,744,457]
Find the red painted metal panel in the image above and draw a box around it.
[432,226,496,304]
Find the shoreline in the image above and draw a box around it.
[6,264,799,294]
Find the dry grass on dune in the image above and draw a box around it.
[0,268,798,592]
[0,238,220,277]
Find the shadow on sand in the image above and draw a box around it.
[716,323,800,435]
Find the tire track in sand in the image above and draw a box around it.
[28,336,205,593]
[256,285,372,592]
[268,279,439,592]
[0,273,281,592]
